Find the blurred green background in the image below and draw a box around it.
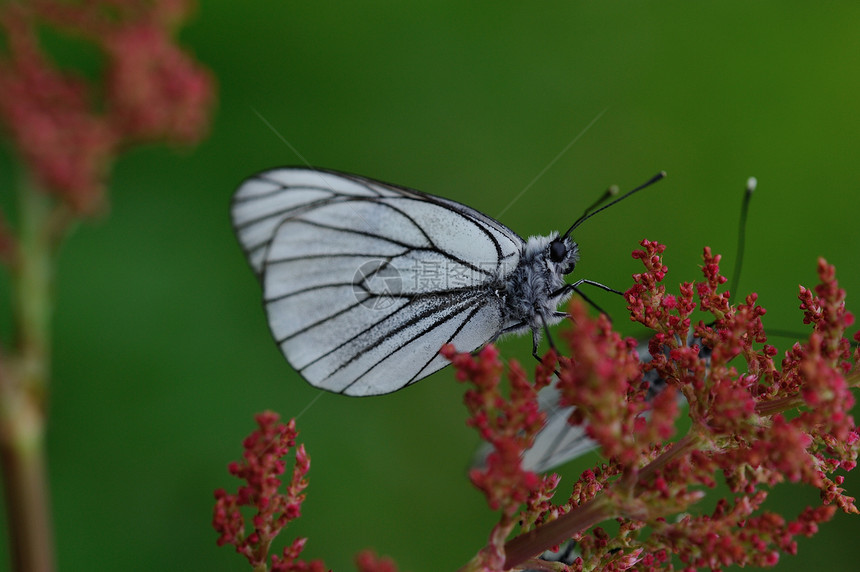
[2,1,860,570]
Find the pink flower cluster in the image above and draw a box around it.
[0,0,214,213]
[354,550,401,572]
[214,242,857,571]
[441,344,562,569]
[213,412,326,572]
[213,412,404,572]
[453,240,859,571]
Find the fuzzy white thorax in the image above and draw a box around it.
[499,233,580,343]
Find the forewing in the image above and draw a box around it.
[232,169,386,274]
[231,168,524,395]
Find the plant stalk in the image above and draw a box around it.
[0,181,57,572]
[502,431,704,569]
[503,495,613,570]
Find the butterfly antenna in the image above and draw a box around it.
[728,177,756,304]
[581,184,619,218]
[561,171,667,239]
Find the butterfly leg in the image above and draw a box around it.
[532,315,562,377]
[550,280,622,299]
[550,280,620,321]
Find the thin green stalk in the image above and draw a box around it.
[0,179,58,572]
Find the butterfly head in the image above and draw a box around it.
[548,234,579,276]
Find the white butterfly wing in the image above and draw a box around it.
[472,382,598,473]
[520,384,597,471]
[232,168,524,396]
[474,339,696,472]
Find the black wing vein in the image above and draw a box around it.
[232,167,526,395]
[298,290,486,375]
[339,295,492,394]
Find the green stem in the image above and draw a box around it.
[0,405,54,572]
[0,181,58,572]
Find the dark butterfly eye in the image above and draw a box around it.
[549,240,567,263]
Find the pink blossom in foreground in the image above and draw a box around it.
[213,412,326,572]
[452,240,858,571]
[214,242,857,571]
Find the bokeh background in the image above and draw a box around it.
[1,2,859,570]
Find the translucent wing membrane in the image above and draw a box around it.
[231,168,524,395]
[473,338,698,472]
[470,377,601,473]
[521,384,599,472]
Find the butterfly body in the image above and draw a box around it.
[500,234,580,347]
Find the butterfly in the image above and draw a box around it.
[231,167,662,396]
